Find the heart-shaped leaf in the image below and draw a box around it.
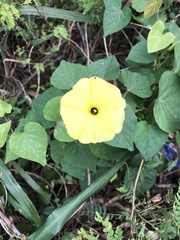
[0,100,12,117]
[144,0,162,18]
[105,105,137,151]
[134,121,168,160]
[0,121,11,148]
[88,56,120,80]
[147,20,175,53]
[103,0,131,37]
[43,96,61,122]
[121,69,152,98]
[8,122,48,166]
[153,71,180,132]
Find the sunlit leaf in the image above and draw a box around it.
[43,96,61,122]
[8,122,48,166]
[0,99,12,117]
[144,0,162,18]
[147,20,175,53]
[0,121,11,148]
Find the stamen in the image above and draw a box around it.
[91,107,98,115]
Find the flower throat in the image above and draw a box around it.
[91,107,98,115]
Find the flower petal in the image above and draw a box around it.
[60,77,126,144]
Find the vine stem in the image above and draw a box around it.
[130,158,144,221]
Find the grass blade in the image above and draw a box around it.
[18,5,92,23]
[11,161,51,205]
[0,159,41,226]
[27,153,131,240]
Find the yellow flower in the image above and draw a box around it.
[60,76,126,144]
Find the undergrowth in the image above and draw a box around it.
[0,0,180,239]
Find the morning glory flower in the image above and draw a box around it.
[60,76,126,144]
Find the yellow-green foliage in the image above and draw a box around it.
[172,185,180,236]
[0,2,20,30]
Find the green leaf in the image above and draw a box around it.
[174,43,180,76]
[8,122,48,166]
[121,69,152,98]
[43,96,61,122]
[5,139,18,162]
[105,105,137,151]
[169,22,180,42]
[0,99,12,117]
[11,161,51,205]
[61,160,85,179]
[126,40,157,64]
[176,131,180,145]
[134,121,168,160]
[17,87,63,130]
[50,140,65,164]
[0,121,11,148]
[135,68,155,85]
[124,166,156,197]
[144,0,162,18]
[154,71,180,132]
[132,0,147,12]
[26,156,129,240]
[54,121,74,142]
[64,142,98,171]
[89,143,128,160]
[147,20,175,53]
[50,60,91,90]
[18,5,92,23]
[0,159,41,226]
[50,140,85,179]
[88,56,120,80]
[103,0,131,37]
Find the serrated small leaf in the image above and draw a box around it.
[0,121,11,148]
[147,20,175,53]
[8,122,48,165]
[154,71,180,132]
[144,0,162,18]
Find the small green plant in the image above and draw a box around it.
[0,2,20,30]
[72,212,123,240]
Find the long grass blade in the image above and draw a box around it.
[26,154,130,240]
[17,5,92,23]
[0,159,41,226]
[11,161,51,205]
